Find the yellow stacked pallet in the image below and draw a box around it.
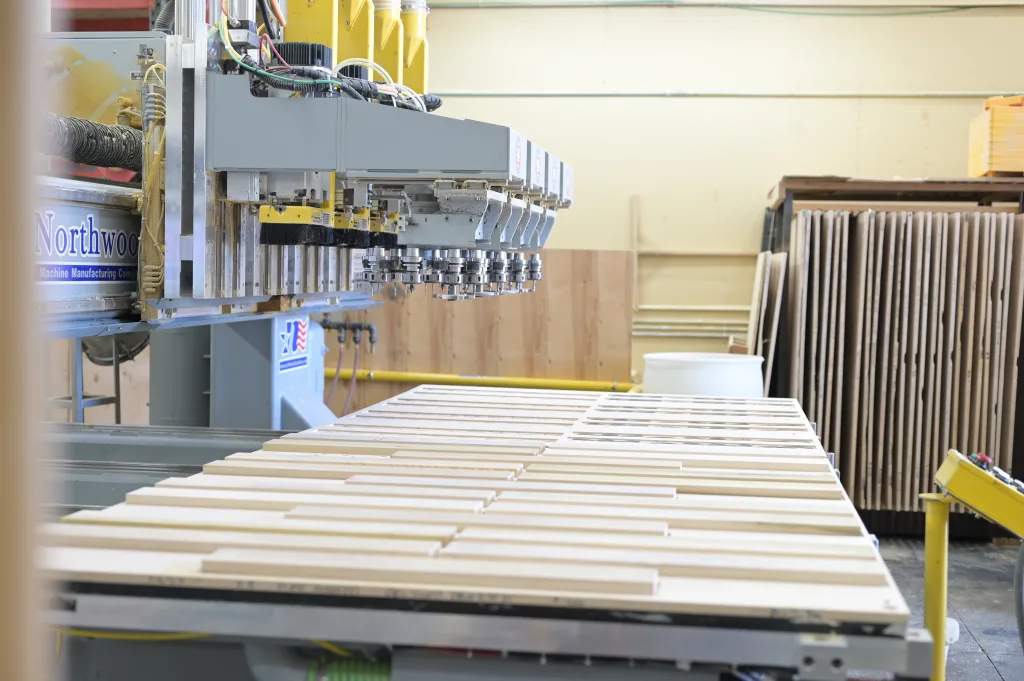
[969,96,1024,177]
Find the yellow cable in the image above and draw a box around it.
[313,639,352,657]
[57,628,352,656]
[143,63,166,87]
[55,628,209,642]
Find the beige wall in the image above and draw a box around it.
[426,4,1024,368]
[49,4,1024,419]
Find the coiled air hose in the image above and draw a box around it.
[45,113,145,172]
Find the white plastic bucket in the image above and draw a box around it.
[642,352,764,398]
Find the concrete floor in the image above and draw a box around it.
[880,539,1024,681]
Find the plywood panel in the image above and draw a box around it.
[778,208,1024,512]
[329,249,634,413]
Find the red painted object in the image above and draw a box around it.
[53,0,154,32]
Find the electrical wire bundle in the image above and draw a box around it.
[214,11,441,112]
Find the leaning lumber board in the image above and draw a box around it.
[991,213,1013,468]
[860,211,880,509]
[872,212,898,510]
[439,541,887,586]
[285,506,670,535]
[823,211,842,455]
[807,210,822,422]
[202,548,660,596]
[126,486,487,513]
[763,252,788,395]
[42,523,443,556]
[892,212,913,510]
[925,213,948,495]
[816,211,835,439]
[831,211,850,475]
[1001,216,1024,466]
[939,213,962,473]
[747,251,769,351]
[788,211,812,404]
[959,213,981,452]
[842,212,870,497]
[905,212,929,511]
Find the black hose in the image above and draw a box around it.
[421,94,443,112]
[153,0,175,32]
[255,0,278,39]
[45,113,144,172]
[339,82,366,102]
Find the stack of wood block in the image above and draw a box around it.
[785,209,1024,511]
[43,385,910,630]
[969,96,1024,178]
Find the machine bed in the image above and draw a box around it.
[46,386,930,680]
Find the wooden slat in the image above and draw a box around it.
[43,384,911,629]
[440,541,887,586]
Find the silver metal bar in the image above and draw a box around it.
[163,36,184,298]
[192,28,213,298]
[174,0,206,40]
[112,337,121,425]
[70,338,84,424]
[52,594,931,679]
[226,0,257,23]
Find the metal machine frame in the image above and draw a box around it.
[55,589,932,681]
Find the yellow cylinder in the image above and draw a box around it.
[374,3,403,84]
[401,2,428,93]
[324,368,633,392]
[922,493,950,681]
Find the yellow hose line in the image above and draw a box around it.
[324,368,633,392]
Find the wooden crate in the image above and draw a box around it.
[969,105,1024,177]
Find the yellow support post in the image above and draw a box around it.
[340,0,375,65]
[922,492,951,681]
[401,0,428,93]
[375,0,403,84]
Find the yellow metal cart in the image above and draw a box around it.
[923,450,1024,681]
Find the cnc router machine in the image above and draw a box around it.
[41,2,931,680]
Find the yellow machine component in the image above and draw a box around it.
[935,450,1024,534]
[401,5,428,93]
[323,368,635,393]
[341,0,375,63]
[375,3,404,84]
[259,205,336,228]
[922,450,1024,681]
[284,0,339,64]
